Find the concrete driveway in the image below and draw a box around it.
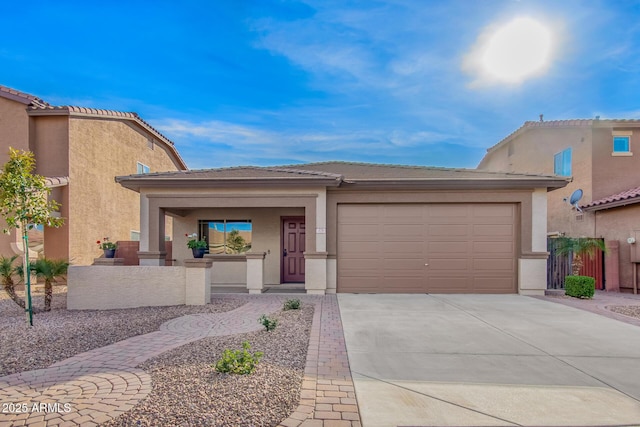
[338,294,640,427]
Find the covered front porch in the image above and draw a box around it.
[136,188,335,295]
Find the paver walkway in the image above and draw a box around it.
[0,294,361,427]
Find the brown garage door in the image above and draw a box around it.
[337,204,517,293]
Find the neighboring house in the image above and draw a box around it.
[116,162,568,295]
[0,85,187,265]
[478,119,640,292]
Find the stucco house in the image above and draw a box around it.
[115,162,568,295]
[478,119,640,292]
[0,85,187,265]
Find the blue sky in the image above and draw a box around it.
[2,1,640,169]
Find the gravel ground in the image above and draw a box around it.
[0,286,245,377]
[104,304,314,427]
[608,305,640,319]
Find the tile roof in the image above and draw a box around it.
[276,161,561,181]
[582,186,640,210]
[45,176,69,188]
[486,119,640,154]
[0,84,50,108]
[118,166,344,180]
[0,84,187,170]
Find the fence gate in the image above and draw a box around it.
[546,238,604,290]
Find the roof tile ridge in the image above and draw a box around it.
[0,84,51,107]
[263,166,343,178]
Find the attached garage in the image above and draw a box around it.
[337,203,517,293]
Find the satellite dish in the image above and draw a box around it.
[569,189,583,213]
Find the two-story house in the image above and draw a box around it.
[478,119,640,292]
[0,85,188,265]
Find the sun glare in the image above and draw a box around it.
[482,17,552,83]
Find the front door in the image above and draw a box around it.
[282,217,305,282]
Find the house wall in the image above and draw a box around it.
[591,127,640,200]
[68,118,180,265]
[172,207,305,284]
[0,97,31,258]
[31,116,70,261]
[593,205,640,291]
[478,126,595,237]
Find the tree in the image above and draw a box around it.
[554,237,607,276]
[0,148,64,325]
[226,229,248,253]
[31,258,69,312]
[0,255,24,309]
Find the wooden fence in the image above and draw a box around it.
[547,238,604,290]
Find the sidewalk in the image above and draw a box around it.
[0,295,361,427]
[536,290,640,327]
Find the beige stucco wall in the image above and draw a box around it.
[479,127,595,237]
[172,207,304,284]
[591,127,640,200]
[67,265,186,309]
[0,97,31,258]
[68,118,181,265]
[593,205,640,291]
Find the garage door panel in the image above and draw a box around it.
[337,203,516,294]
[473,224,513,236]
[473,258,514,271]
[428,224,469,236]
[473,241,514,253]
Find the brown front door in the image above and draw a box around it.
[282,217,305,282]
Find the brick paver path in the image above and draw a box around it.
[0,297,283,426]
[0,294,362,427]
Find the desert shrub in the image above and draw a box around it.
[283,298,301,311]
[565,275,595,299]
[214,341,263,375]
[258,314,278,331]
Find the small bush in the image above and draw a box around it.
[259,314,278,331]
[214,341,263,375]
[283,298,301,311]
[565,275,595,299]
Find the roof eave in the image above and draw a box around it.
[583,197,640,212]
[115,176,343,192]
[338,178,570,191]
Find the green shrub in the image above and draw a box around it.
[214,341,263,375]
[283,298,301,310]
[259,314,278,331]
[565,275,595,299]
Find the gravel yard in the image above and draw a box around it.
[608,305,640,319]
[105,304,314,427]
[0,286,245,376]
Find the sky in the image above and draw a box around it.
[2,0,640,170]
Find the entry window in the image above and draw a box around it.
[553,148,572,176]
[136,162,150,174]
[198,220,252,254]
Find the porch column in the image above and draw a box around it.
[519,188,548,295]
[246,252,266,294]
[184,258,212,305]
[138,196,166,266]
[304,252,328,295]
[304,190,328,294]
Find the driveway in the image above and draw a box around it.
[338,294,640,427]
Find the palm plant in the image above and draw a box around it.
[31,258,69,312]
[554,237,606,276]
[0,255,24,309]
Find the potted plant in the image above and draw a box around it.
[186,233,207,258]
[97,237,117,258]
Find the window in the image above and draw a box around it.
[553,148,572,176]
[136,162,150,174]
[612,131,632,155]
[199,220,252,254]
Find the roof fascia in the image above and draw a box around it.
[0,91,34,105]
[337,178,570,191]
[583,197,640,212]
[115,177,342,192]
